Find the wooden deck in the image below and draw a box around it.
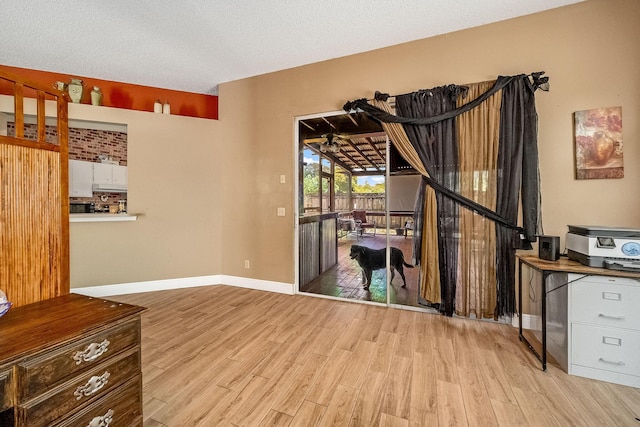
[299,229,427,309]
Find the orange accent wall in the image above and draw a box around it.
[0,64,218,120]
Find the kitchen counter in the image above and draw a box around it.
[70,213,138,223]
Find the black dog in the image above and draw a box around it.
[349,245,414,290]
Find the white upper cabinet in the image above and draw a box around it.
[112,165,128,186]
[69,160,94,197]
[93,163,114,184]
[93,163,128,190]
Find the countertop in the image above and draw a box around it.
[70,213,138,223]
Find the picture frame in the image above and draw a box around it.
[574,106,623,180]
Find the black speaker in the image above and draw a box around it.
[539,235,560,261]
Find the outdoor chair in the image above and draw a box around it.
[352,210,375,237]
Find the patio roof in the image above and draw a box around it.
[299,112,416,176]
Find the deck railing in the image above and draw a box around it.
[304,194,413,229]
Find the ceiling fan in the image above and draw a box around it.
[311,133,349,154]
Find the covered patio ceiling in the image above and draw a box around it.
[300,112,415,176]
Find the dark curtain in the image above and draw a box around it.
[495,77,539,316]
[344,73,545,317]
[395,86,460,316]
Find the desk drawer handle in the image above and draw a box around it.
[87,409,114,427]
[598,357,625,366]
[598,313,625,320]
[74,371,110,400]
[73,339,110,365]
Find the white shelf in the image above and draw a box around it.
[70,213,138,223]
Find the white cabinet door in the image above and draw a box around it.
[112,165,128,186]
[93,163,113,184]
[69,160,93,197]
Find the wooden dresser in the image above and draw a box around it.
[0,294,145,426]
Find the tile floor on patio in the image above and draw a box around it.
[300,230,432,310]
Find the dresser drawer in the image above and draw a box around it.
[0,368,12,411]
[17,348,140,427]
[571,278,640,330]
[17,317,140,402]
[571,323,640,377]
[53,374,142,427]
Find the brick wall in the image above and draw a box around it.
[8,123,128,206]
[8,123,127,165]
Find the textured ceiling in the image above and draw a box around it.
[0,0,583,94]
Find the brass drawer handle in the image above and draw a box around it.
[74,371,110,400]
[87,409,114,427]
[73,339,110,365]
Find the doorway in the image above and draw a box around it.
[295,110,426,309]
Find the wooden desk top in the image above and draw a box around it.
[517,254,640,279]
[0,293,145,364]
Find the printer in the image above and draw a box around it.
[566,225,640,271]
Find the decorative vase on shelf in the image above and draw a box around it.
[67,78,84,103]
[162,101,170,114]
[153,99,162,113]
[90,86,103,106]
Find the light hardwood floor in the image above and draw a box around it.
[111,285,640,426]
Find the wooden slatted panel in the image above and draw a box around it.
[13,83,24,138]
[0,69,70,309]
[0,144,67,307]
[57,96,70,290]
[37,91,46,142]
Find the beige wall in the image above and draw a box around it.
[228,0,640,286]
[2,96,227,289]
[67,105,223,287]
[4,0,638,293]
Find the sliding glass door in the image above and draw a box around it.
[296,110,435,313]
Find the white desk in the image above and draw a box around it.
[518,255,640,388]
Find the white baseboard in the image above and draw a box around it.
[72,275,294,297]
[218,275,294,295]
[512,313,542,330]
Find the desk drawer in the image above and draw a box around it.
[571,279,640,330]
[18,348,140,427]
[54,374,142,427]
[578,276,640,287]
[17,317,140,402]
[571,323,640,377]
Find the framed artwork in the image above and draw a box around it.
[574,106,623,179]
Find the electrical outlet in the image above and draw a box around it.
[244,260,250,269]
[277,207,285,216]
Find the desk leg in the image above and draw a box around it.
[518,258,523,339]
[518,259,547,371]
[541,271,549,371]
